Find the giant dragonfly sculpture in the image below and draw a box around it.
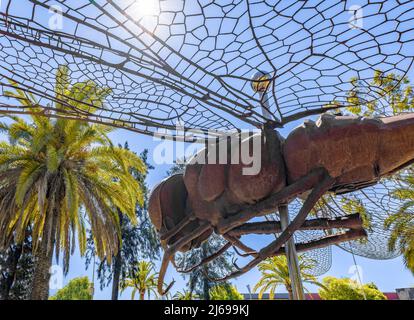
[1,0,414,295]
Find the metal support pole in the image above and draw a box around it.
[252,72,304,299]
[279,204,305,300]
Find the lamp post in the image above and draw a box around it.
[279,204,305,300]
[246,284,253,300]
[251,71,273,121]
[251,71,305,300]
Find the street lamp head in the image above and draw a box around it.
[251,70,272,93]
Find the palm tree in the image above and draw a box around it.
[121,261,158,300]
[253,256,324,300]
[0,66,145,299]
[173,289,199,300]
[210,283,243,300]
[385,177,414,274]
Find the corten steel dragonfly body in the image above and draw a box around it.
[149,113,414,293]
[1,0,414,296]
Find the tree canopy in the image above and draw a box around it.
[254,255,324,300]
[121,261,158,300]
[210,283,243,300]
[318,277,387,300]
[49,277,93,300]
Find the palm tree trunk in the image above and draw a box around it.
[287,286,294,300]
[30,210,58,300]
[30,239,54,300]
[140,290,145,300]
[189,275,196,298]
[111,251,122,300]
[111,210,124,300]
[201,243,210,300]
[202,276,210,300]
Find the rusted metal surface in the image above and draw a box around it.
[227,213,364,236]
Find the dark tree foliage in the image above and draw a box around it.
[166,160,186,176]
[175,234,236,300]
[85,145,160,299]
[0,231,34,300]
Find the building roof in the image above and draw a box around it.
[242,292,399,300]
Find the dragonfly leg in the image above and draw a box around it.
[176,233,260,275]
[223,234,258,257]
[227,213,364,237]
[176,242,232,273]
[209,173,335,282]
[157,221,212,295]
[216,168,330,235]
[160,214,196,243]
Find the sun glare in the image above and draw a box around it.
[128,0,160,20]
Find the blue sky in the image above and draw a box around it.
[1,0,414,299]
